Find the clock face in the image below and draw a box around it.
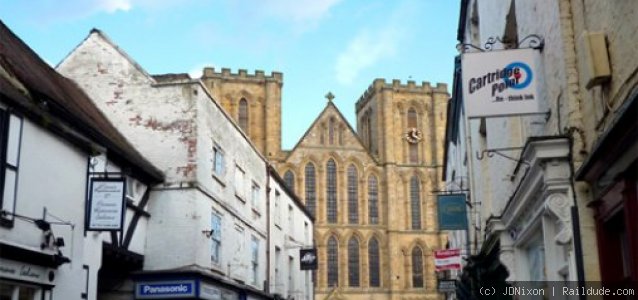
[405,128,422,144]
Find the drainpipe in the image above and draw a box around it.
[567,137,586,300]
[265,163,272,295]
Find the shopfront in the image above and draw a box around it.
[133,271,274,300]
[577,94,638,284]
[0,244,58,300]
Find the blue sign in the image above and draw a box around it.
[437,194,468,230]
[136,280,196,299]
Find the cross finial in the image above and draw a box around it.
[325,91,335,102]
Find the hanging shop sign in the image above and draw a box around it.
[434,249,462,272]
[86,178,126,231]
[135,280,196,299]
[0,258,55,286]
[437,194,468,230]
[462,48,542,118]
[299,248,318,270]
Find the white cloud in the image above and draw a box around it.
[265,0,341,23]
[97,0,132,13]
[335,29,398,85]
[334,0,419,85]
[188,62,215,78]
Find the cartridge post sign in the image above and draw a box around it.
[462,48,542,118]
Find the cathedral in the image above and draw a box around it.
[200,68,449,300]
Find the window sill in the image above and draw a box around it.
[212,173,226,187]
[252,207,261,217]
[0,216,14,228]
[236,194,246,203]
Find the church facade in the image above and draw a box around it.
[201,69,449,300]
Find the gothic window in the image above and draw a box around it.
[348,237,360,287]
[329,118,335,145]
[410,176,421,230]
[347,165,358,224]
[407,108,417,128]
[366,114,373,150]
[412,247,424,288]
[238,98,249,133]
[326,159,337,223]
[327,236,339,287]
[368,175,379,224]
[368,238,380,287]
[304,164,316,218]
[284,170,295,193]
[338,126,344,145]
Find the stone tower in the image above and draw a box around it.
[201,67,283,160]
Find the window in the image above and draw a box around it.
[327,236,339,287]
[348,237,360,287]
[0,282,39,300]
[235,165,245,200]
[304,163,316,217]
[251,236,259,285]
[288,256,294,295]
[328,118,335,145]
[283,170,295,192]
[275,246,281,293]
[288,204,293,228]
[326,159,337,223]
[347,165,358,224]
[368,238,380,287]
[412,247,424,288]
[275,191,281,226]
[213,144,224,175]
[368,175,379,224]
[211,212,222,263]
[125,176,136,199]
[239,98,249,133]
[410,176,421,230]
[251,183,260,209]
[0,112,23,225]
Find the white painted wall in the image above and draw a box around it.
[268,177,314,300]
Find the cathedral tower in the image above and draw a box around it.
[201,67,283,160]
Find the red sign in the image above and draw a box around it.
[434,249,461,272]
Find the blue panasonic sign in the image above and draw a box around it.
[136,281,196,299]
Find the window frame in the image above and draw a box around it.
[0,110,23,227]
[326,159,337,223]
[210,212,222,264]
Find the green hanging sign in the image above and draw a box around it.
[437,194,468,230]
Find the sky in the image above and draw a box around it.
[0,0,460,149]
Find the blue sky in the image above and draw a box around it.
[0,0,460,149]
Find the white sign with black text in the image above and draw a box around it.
[462,48,543,118]
[87,178,126,231]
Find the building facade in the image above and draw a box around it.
[445,0,638,297]
[203,71,450,299]
[0,21,163,300]
[58,30,276,300]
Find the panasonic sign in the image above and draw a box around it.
[136,281,196,299]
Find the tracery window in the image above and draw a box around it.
[412,247,424,288]
[283,170,295,193]
[326,159,337,223]
[327,236,339,287]
[304,164,316,218]
[368,175,379,224]
[348,237,360,287]
[347,165,358,224]
[368,238,380,287]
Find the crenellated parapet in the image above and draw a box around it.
[355,78,448,111]
[201,67,283,83]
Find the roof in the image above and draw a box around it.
[0,21,163,183]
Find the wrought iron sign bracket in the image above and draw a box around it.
[456,34,545,53]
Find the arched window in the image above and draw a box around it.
[329,118,335,145]
[326,159,337,223]
[348,237,360,287]
[412,247,424,288]
[368,175,379,224]
[368,238,380,287]
[284,170,295,193]
[407,108,417,128]
[304,164,316,218]
[238,98,249,133]
[408,108,418,163]
[327,236,339,287]
[338,126,344,145]
[410,176,421,230]
[347,165,358,224]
